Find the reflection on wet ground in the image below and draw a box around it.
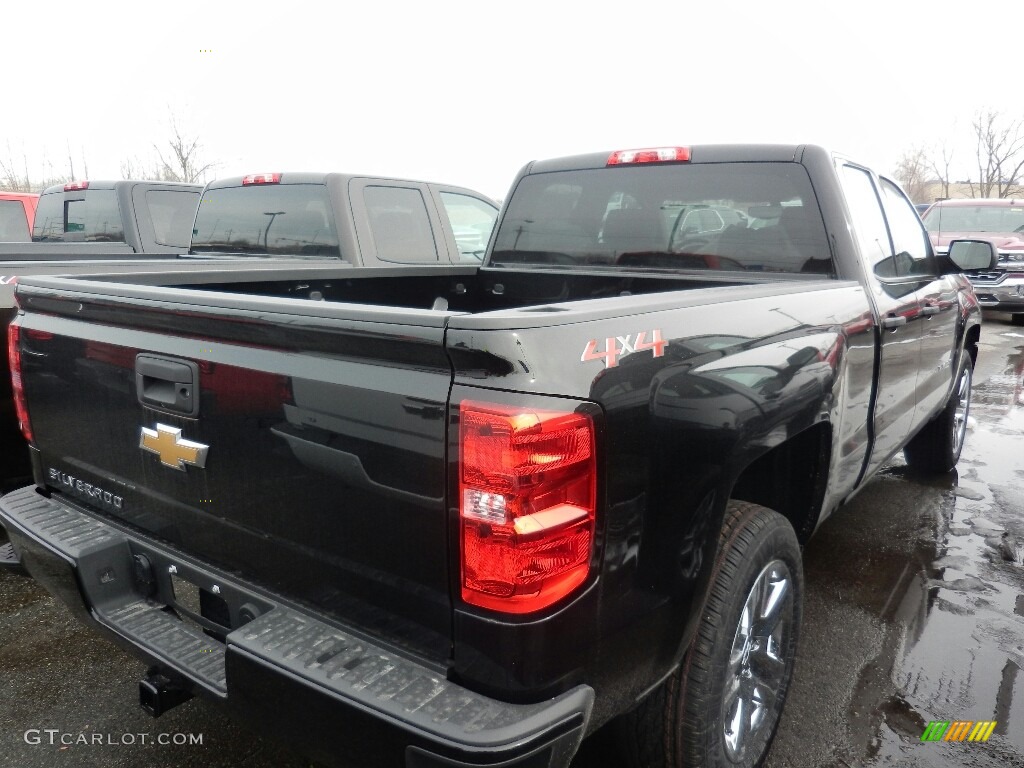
[768,323,1024,768]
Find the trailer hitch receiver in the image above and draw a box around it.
[139,668,193,717]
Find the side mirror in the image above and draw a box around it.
[948,239,998,271]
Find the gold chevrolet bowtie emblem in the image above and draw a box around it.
[140,424,209,471]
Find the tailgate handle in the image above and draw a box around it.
[136,355,200,416]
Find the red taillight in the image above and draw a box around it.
[459,401,596,614]
[7,324,33,442]
[241,173,282,185]
[607,147,691,166]
[63,180,89,191]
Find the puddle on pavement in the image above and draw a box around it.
[845,345,1024,766]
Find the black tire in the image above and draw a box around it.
[617,501,803,768]
[1011,314,1024,326]
[903,352,973,474]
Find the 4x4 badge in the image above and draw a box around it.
[140,424,209,471]
[581,329,667,368]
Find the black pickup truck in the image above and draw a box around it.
[0,145,990,768]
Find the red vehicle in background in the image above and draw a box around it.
[921,198,1024,323]
[0,192,38,241]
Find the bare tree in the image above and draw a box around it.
[0,142,32,192]
[894,146,933,203]
[966,109,1024,198]
[152,117,217,183]
[930,139,954,200]
[1,142,76,192]
[119,157,141,180]
[119,155,160,181]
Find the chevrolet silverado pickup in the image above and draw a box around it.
[189,172,499,265]
[0,145,989,768]
[2,179,201,256]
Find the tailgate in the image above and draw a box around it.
[14,287,454,663]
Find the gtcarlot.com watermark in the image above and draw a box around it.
[24,729,203,747]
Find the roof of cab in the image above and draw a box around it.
[38,180,202,195]
[522,144,811,176]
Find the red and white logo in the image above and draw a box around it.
[581,329,667,368]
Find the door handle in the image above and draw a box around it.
[921,305,940,316]
[882,315,907,329]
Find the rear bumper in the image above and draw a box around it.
[0,486,593,768]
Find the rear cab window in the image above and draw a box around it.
[0,200,31,241]
[489,162,833,275]
[32,189,125,243]
[190,184,340,257]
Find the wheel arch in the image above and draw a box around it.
[727,422,832,545]
[964,321,980,367]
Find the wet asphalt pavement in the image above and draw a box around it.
[2,313,1023,768]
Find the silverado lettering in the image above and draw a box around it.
[47,468,123,510]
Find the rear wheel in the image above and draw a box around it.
[903,352,973,473]
[617,501,802,768]
[1011,314,1024,326]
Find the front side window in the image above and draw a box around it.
[439,192,498,262]
[489,162,832,275]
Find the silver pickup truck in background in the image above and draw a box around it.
[0,172,498,493]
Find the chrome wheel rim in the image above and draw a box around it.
[952,364,971,457]
[722,559,794,763]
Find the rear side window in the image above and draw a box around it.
[144,190,200,247]
[31,190,125,243]
[364,186,438,263]
[489,162,833,275]
[439,192,498,262]
[0,200,30,241]
[839,165,897,275]
[190,184,340,257]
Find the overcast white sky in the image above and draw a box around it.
[3,0,1016,200]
